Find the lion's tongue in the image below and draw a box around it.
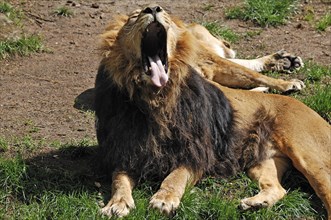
[148,56,168,87]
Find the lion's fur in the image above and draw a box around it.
[96,58,277,181]
[95,10,277,180]
[95,5,331,218]
[96,65,240,181]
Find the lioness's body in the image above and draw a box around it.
[221,85,331,213]
[95,5,331,219]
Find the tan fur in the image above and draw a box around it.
[100,9,304,92]
[219,85,331,217]
[101,171,135,217]
[98,5,331,219]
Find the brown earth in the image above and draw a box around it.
[0,0,330,143]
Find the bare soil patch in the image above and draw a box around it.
[0,0,330,143]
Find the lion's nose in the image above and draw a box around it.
[143,5,162,16]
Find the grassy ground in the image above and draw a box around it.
[0,137,326,219]
[0,2,44,59]
[0,1,330,219]
[0,35,44,59]
[225,0,299,27]
[0,1,23,24]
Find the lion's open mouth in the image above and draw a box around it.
[141,21,168,88]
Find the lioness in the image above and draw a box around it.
[95,5,331,219]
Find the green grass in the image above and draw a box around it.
[201,21,240,43]
[301,84,331,122]
[264,61,331,123]
[293,62,331,122]
[0,136,325,219]
[316,13,331,31]
[0,137,9,152]
[225,0,298,27]
[303,61,331,82]
[54,6,73,17]
[303,8,331,31]
[0,35,44,59]
[0,3,45,59]
[0,1,24,24]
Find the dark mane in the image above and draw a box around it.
[94,62,242,182]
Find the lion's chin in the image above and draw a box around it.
[141,21,169,88]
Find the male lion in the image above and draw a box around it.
[95,4,331,218]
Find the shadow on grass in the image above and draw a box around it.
[282,169,327,218]
[1,143,112,208]
[21,145,104,199]
[0,143,117,218]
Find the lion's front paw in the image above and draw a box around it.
[100,195,135,218]
[149,189,181,215]
[269,50,304,73]
[239,197,270,210]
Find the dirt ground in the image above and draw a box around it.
[0,0,330,143]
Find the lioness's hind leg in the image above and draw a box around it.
[240,156,290,210]
[286,146,331,218]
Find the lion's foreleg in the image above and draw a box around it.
[239,156,290,210]
[149,166,202,215]
[100,171,135,218]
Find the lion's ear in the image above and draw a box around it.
[99,15,129,54]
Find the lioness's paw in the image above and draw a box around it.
[239,187,286,211]
[149,189,180,215]
[269,50,304,73]
[100,195,135,218]
[284,79,305,92]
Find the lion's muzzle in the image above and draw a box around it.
[141,7,168,88]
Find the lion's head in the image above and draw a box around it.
[99,4,198,102]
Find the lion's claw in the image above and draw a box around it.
[100,196,135,218]
[149,189,180,216]
[285,79,305,92]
